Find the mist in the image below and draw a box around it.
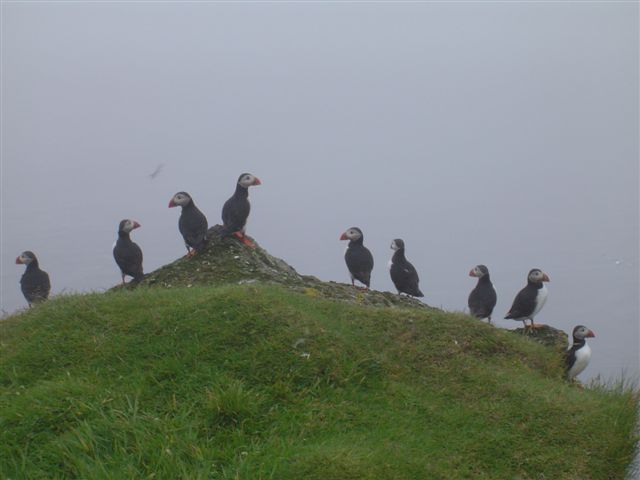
[2,2,638,381]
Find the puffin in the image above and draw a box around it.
[113,219,144,285]
[504,268,550,330]
[169,191,208,257]
[565,325,595,380]
[221,173,261,247]
[468,264,497,323]
[388,239,423,297]
[15,251,51,306]
[340,227,374,289]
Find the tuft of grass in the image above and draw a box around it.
[1,284,637,479]
[202,378,262,428]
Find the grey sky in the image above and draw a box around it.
[1,2,638,381]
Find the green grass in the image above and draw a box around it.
[1,284,637,479]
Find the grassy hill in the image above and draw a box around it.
[1,232,638,479]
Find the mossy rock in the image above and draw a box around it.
[136,225,431,310]
[512,324,569,353]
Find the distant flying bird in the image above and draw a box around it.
[148,163,165,180]
[16,251,51,306]
[468,264,497,323]
[340,227,374,289]
[565,325,595,380]
[113,219,144,285]
[505,268,550,330]
[169,191,208,256]
[388,239,423,297]
[221,173,261,248]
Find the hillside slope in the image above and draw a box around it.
[1,284,638,479]
[2,233,638,478]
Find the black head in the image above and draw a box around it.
[237,173,261,188]
[527,268,550,283]
[118,219,141,233]
[340,227,363,241]
[572,325,595,340]
[469,264,489,278]
[168,191,192,208]
[16,251,37,265]
[390,239,405,251]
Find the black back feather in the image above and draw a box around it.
[505,283,541,319]
[468,275,496,318]
[389,245,423,297]
[19,253,51,305]
[113,229,143,282]
[221,183,250,236]
[345,236,374,287]
[179,200,208,252]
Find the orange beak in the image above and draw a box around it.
[253,177,262,186]
[469,269,477,277]
[132,221,141,229]
[586,330,595,338]
[340,232,348,241]
[168,199,176,208]
[542,273,550,282]
[15,256,23,264]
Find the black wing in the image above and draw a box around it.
[179,207,208,251]
[390,261,423,297]
[113,241,144,280]
[221,197,250,234]
[564,345,578,372]
[345,245,374,287]
[505,285,536,319]
[468,283,497,318]
[21,269,51,304]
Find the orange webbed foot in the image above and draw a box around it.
[232,231,255,248]
[241,237,256,248]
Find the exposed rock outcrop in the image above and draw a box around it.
[513,324,569,353]
[140,225,430,309]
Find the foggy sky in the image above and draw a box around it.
[1,2,638,381]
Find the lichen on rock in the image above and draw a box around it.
[512,324,569,353]
[138,225,430,310]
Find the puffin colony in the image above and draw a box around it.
[15,172,595,381]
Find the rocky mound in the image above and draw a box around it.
[136,225,568,350]
[140,225,429,309]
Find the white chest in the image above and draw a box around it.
[568,343,591,379]
[387,258,393,271]
[531,284,548,318]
